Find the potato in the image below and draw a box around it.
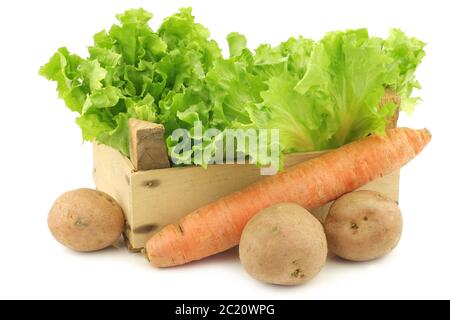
[324,190,402,262]
[239,203,327,285]
[48,188,125,252]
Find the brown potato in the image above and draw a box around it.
[324,190,402,262]
[239,203,327,285]
[48,188,124,252]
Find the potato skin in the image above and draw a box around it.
[48,188,125,252]
[239,203,327,285]
[324,190,402,262]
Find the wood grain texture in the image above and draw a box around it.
[93,145,400,250]
[92,142,134,240]
[128,119,170,171]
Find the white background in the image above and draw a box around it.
[0,0,449,300]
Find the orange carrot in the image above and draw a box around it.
[146,128,431,267]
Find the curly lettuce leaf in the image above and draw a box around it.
[227,32,247,57]
[39,47,87,113]
[383,29,426,114]
[40,8,222,161]
[295,29,397,147]
[254,73,329,152]
[40,8,426,169]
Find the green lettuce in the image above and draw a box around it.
[40,8,425,168]
[383,29,426,114]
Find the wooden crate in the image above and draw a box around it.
[92,142,400,251]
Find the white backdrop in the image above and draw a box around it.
[0,0,448,300]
